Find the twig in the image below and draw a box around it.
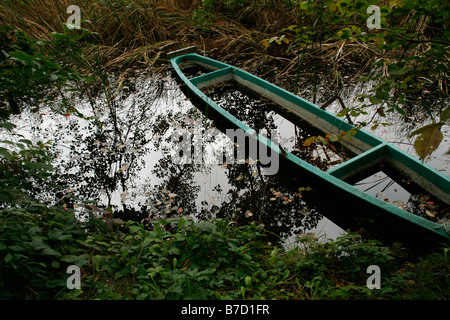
[132,244,145,286]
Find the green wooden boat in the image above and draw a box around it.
[169,47,450,243]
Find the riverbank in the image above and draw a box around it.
[1,210,449,300]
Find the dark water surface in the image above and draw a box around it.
[5,69,449,245]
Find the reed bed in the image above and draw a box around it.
[0,0,304,70]
[2,0,444,97]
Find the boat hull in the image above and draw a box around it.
[170,52,450,244]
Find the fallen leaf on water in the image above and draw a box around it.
[298,208,311,216]
[245,210,253,218]
[425,210,436,218]
[303,136,317,147]
[177,208,183,214]
[168,193,177,198]
[119,165,129,171]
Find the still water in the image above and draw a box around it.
[5,68,450,245]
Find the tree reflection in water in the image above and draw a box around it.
[24,70,337,243]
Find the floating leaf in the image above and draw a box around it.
[119,165,129,171]
[303,136,316,146]
[327,133,339,142]
[168,193,177,198]
[425,210,436,218]
[317,136,328,145]
[245,210,253,218]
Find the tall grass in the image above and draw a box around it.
[0,0,301,69]
[0,0,199,68]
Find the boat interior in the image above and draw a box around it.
[172,54,450,214]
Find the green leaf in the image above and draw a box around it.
[9,245,24,251]
[0,122,16,130]
[0,147,13,160]
[337,108,350,117]
[375,90,390,101]
[0,140,16,145]
[369,96,383,105]
[394,105,407,116]
[337,28,352,39]
[30,237,48,250]
[197,221,217,233]
[9,50,36,63]
[50,32,70,41]
[440,107,450,122]
[43,247,61,257]
[388,64,410,75]
[413,124,443,160]
[4,254,13,263]
[18,139,33,145]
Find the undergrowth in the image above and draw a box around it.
[1,208,448,300]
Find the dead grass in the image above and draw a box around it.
[0,0,375,84]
